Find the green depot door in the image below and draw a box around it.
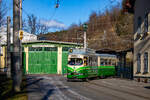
[62,47,70,74]
[28,47,57,74]
[22,52,26,74]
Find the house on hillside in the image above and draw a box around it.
[124,0,150,81]
[0,27,37,44]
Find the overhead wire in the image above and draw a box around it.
[48,0,61,22]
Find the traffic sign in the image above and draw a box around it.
[19,30,23,40]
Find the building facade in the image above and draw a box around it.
[124,0,150,80]
[132,0,150,78]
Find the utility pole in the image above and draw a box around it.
[19,0,22,75]
[83,24,88,49]
[12,0,22,92]
[7,16,11,78]
[84,31,87,49]
[20,0,22,29]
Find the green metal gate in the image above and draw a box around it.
[28,47,57,74]
[62,47,70,74]
[23,52,26,74]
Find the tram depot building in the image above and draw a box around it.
[0,40,82,74]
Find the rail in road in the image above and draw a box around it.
[87,81,150,100]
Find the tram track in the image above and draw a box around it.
[87,81,150,100]
[45,76,92,100]
[27,75,150,100]
[82,81,127,100]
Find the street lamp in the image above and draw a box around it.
[83,24,88,49]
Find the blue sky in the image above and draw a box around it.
[6,0,122,32]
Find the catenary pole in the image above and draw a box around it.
[19,0,22,76]
[84,31,87,49]
[7,16,11,78]
[12,0,22,92]
[83,24,88,49]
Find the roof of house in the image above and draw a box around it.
[0,27,37,45]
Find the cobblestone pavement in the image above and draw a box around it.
[27,75,150,100]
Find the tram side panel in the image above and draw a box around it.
[97,56,116,78]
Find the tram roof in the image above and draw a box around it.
[97,54,116,58]
[69,48,116,58]
[69,48,95,55]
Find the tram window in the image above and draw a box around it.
[104,59,108,66]
[89,57,92,66]
[95,57,98,66]
[88,57,91,66]
[100,58,104,66]
[68,58,83,66]
[108,59,111,65]
[112,60,116,66]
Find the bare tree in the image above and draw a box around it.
[26,14,37,34]
[25,14,49,34]
[36,20,48,34]
[0,0,7,27]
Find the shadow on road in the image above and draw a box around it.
[144,86,150,89]
[41,89,54,100]
[23,77,43,89]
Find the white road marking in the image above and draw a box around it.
[102,80,115,86]
[42,76,91,100]
[58,81,92,100]
[40,76,70,100]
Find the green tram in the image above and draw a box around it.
[67,48,117,81]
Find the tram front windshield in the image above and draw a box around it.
[68,58,83,66]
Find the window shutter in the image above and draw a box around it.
[137,53,141,73]
[148,13,150,32]
[144,52,148,73]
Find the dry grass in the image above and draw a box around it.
[0,73,27,100]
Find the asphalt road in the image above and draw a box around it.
[27,75,150,100]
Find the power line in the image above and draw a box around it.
[21,0,61,21]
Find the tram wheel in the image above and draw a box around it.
[67,78,71,82]
[100,75,105,79]
[82,78,89,82]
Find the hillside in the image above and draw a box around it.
[38,5,133,51]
